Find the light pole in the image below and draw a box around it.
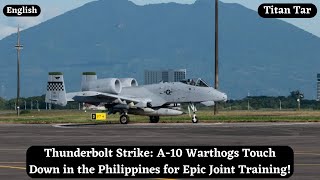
[214,0,219,115]
[36,100,39,111]
[279,99,282,110]
[295,91,303,111]
[30,100,33,110]
[0,85,4,98]
[247,91,250,111]
[24,100,26,110]
[15,25,23,116]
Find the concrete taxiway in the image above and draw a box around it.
[0,122,319,179]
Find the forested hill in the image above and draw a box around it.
[0,0,319,99]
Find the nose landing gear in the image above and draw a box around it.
[192,114,198,123]
[188,103,198,123]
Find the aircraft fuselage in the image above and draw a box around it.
[120,82,227,107]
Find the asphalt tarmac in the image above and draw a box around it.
[0,122,319,179]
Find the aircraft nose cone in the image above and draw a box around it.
[222,93,227,102]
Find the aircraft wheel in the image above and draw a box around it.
[192,115,198,123]
[120,115,130,124]
[149,116,160,123]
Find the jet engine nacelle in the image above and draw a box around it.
[82,78,122,94]
[119,78,138,87]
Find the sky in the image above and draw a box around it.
[0,0,319,39]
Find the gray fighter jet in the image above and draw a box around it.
[45,72,227,124]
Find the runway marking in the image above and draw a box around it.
[0,165,26,170]
[295,152,320,156]
[296,164,320,166]
[51,122,320,128]
[0,162,24,164]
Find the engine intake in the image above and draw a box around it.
[119,78,138,87]
[82,78,122,94]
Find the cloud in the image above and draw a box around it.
[14,16,44,28]
[0,15,44,40]
[0,0,93,39]
[0,24,17,38]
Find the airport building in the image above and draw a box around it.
[144,69,186,84]
[317,74,320,101]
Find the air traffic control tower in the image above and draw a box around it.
[317,74,320,101]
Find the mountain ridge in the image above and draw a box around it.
[0,0,319,99]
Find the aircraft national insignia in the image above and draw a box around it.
[55,76,61,80]
[165,89,172,95]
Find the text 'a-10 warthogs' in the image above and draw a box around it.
[45,72,227,124]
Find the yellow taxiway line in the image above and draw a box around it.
[0,165,26,170]
[0,162,24,164]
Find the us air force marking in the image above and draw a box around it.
[165,90,172,95]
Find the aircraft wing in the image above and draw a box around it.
[67,91,151,107]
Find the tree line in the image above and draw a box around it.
[221,90,320,110]
[0,95,79,110]
[0,91,319,111]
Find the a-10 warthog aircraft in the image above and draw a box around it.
[45,72,227,124]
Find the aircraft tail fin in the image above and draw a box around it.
[45,72,67,106]
[81,72,97,91]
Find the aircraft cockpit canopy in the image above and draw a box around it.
[180,78,209,87]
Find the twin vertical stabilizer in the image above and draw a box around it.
[45,72,67,106]
[81,72,97,91]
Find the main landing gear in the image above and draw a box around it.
[119,113,130,124]
[188,103,198,123]
[149,116,160,123]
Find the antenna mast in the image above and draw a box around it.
[15,25,23,116]
[214,0,219,115]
